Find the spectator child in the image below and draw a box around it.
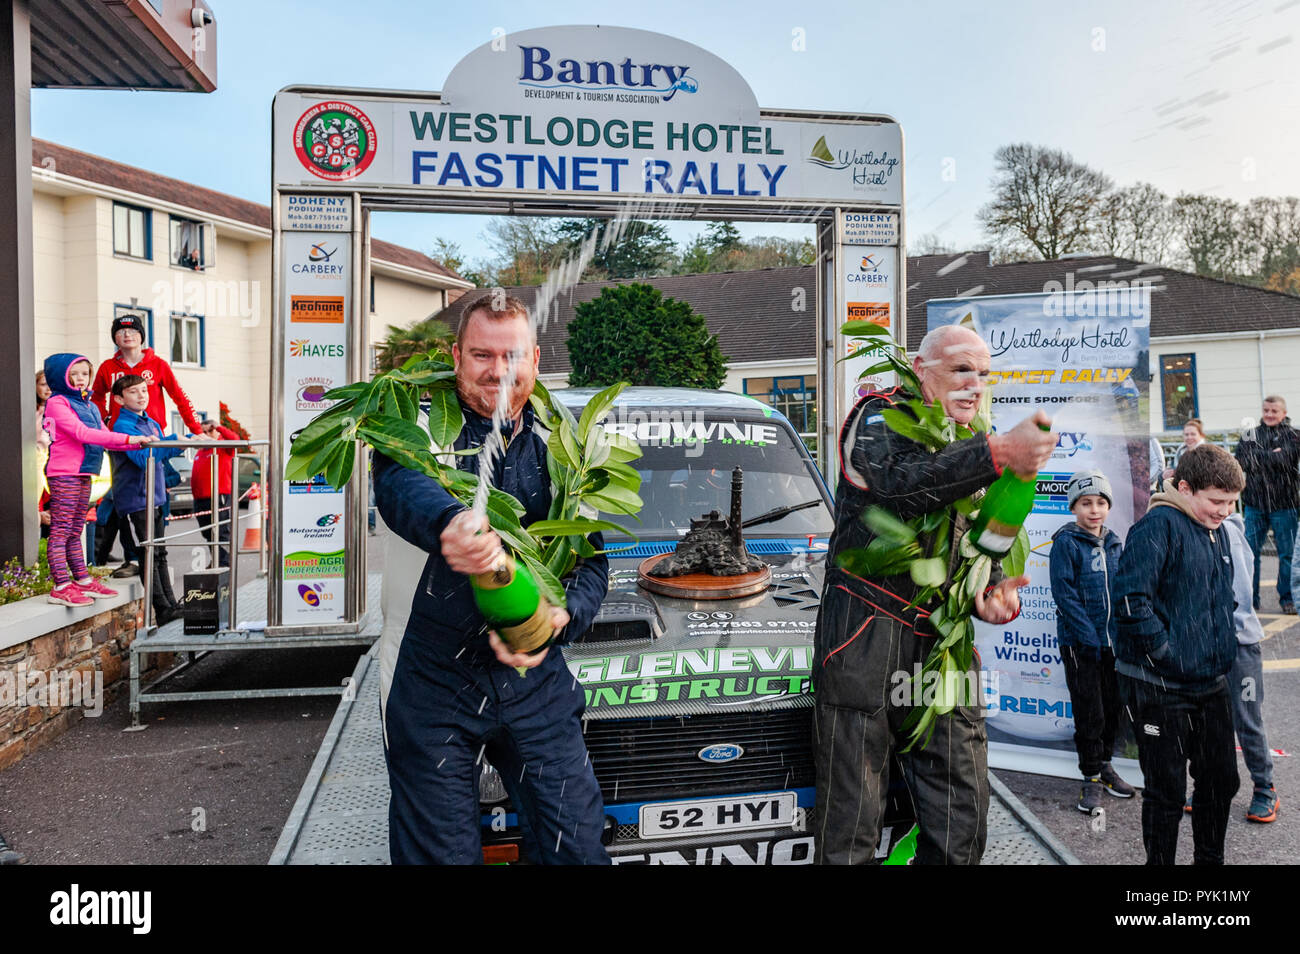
[1049,469,1136,813]
[90,312,204,433]
[40,354,147,606]
[192,417,242,568]
[109,374,187,625]
[1114,444,1245,865]
[1222,512,1279,823]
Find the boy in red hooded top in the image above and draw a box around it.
[90,313,205,434]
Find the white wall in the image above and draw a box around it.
[1149,333,1300,434]
[32,182,456,448]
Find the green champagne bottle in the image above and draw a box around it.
[968,423,1050,558]
[471,553,554,654]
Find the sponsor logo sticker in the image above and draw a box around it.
[295,376,335,412]
[846,301,890,326]
[289,338,346,359]
[290,295,345,323]
[292,101,378,181]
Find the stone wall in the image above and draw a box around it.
[0,599,172,771]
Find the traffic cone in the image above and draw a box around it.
[241,482,262,552]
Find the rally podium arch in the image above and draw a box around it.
[268,25,904,632]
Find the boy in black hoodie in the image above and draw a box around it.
[1114,444,1244,865]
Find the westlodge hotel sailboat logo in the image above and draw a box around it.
[807,135,899,187]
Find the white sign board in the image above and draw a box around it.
[840,245,898,414]
[837,211,898,246]
[281,194,353,232]
[272,27,901,206]
[279,229,351,624]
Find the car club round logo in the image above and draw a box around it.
[292,101,377,181]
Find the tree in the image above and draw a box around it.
[480,217,567,286]
[374,317,455,372]
[566,283,726,388]
[553,218,678,280]
[1095,182,1174,263]
[428,237,488,287]
[705,221,743,255]
[907,232,957,256]
[1241,196,1300,293]
[1171,194,1246,279]
[977,144,1113,260]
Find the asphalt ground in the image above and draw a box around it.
[0,514,376,865]
[1,523,1295,865]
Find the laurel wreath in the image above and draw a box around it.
[840,320,1029,750]
[284,350,642,610]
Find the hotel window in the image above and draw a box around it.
[744,375,818,437]
[169,312,205,367]
[112,203,151,260]
[170,216,212,270]
[112,304,154,349]
[1160,353,1198,430]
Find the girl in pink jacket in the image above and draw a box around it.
[41,353,149,607]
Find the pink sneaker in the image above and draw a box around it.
[48,583,93,607]
[75,577,120,599]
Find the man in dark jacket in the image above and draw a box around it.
[373,294,610,865]
[1114,443,1244,865]
[814,324,1056,865]
[1233,395,1300,614]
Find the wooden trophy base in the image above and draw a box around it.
[636,552,772,600]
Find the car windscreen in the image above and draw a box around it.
[607,416,833,538]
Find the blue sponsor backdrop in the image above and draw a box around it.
[927,289,1149,780]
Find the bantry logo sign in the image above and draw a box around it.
[293,101,377,181]
[517,45,698,103]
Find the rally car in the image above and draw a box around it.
[478,388,913,864]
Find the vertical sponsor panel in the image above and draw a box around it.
[928,288,1149,777]
[839,244,897,417]
[281,230,351,624]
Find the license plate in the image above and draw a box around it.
[639,792,797,839]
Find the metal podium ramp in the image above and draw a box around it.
[271,648,1080,866]
[130,575,382,726]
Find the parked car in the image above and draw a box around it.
[475,388,912,864]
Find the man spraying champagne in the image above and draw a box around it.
[814,324,1055,865]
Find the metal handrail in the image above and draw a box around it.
[140,439,269,634]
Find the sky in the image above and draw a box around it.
[31,0,1300,273]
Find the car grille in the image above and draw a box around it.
[584,706,814,804]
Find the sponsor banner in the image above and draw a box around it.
[281,194,353,232]
[281,577,347,620]
[280,227,352,625]
[289,295,345,323]
[837,210,898,246]
[272,28,901,205]
[283,549,346,580]
[282,492,345,548]
[840,245,897,418]
[289,240,347,278]
[927,289,1149,778]
[567,644,813,712]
